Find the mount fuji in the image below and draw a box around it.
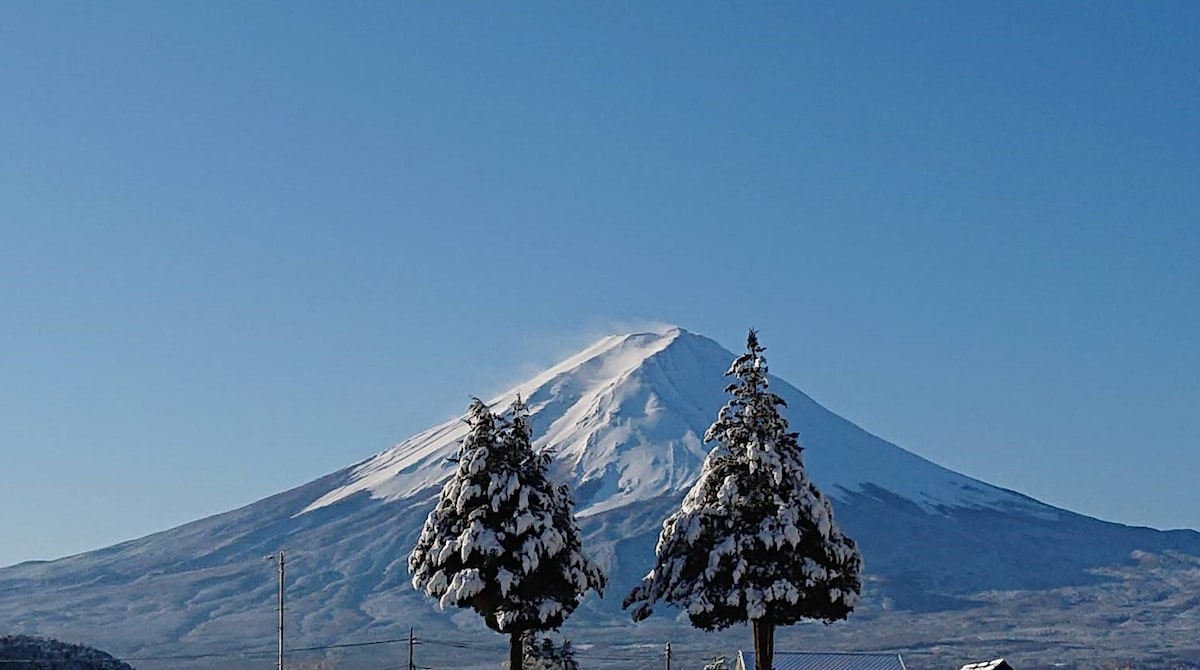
[3,328,1199,668]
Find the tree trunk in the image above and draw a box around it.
[509,631,522,670]
[752,619,774,670]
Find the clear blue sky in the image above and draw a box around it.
[1,2,1197,568]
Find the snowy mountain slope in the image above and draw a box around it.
[304,328,1036,519]
[2,327,1199,667]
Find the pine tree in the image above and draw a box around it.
[520,632,579,670]
[623,330,862,670]
[409,398,605,670]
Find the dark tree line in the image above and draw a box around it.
[0,635,136,670]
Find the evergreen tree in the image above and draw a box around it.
[519,632,579,670]
[623,330,862,670]
[0,635,135,670]
[409,398,605,670]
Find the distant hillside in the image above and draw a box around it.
[0,635,136,670]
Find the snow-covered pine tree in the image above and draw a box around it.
[623,330,862,670]
[409,397,605,670]
[520,632,579,670]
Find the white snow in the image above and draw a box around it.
[439,569,485,609]
[300,327,1049,521]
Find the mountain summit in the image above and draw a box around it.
[305,328,1038,519]
[3,327,1199,666]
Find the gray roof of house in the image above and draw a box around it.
[737,651,907,670]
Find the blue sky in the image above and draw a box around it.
[1,2,1197,568]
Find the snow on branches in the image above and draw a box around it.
[519,632,579,670]
[409,397,606,635]
[623,330,862,631]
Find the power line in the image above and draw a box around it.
[419,639,506,651]
[120,648,276,661]
[289,637,412,653]
[121,636,412,661]
[110,630,677,665]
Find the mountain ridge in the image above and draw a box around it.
[302,328,1051,521]
[3,327,1200,668]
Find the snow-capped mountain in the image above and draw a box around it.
[303,329,1035,519]
[3,327,1199,667]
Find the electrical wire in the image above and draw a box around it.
[4,630,682,666]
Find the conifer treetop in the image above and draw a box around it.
[624,329,862,630]
[409,397,606,635]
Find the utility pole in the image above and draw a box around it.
[266,550,285,670]
[665,642,672,670]
[408,627,415,670]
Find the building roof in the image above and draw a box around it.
[736,651,907,670]
[960,660,1013,670]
